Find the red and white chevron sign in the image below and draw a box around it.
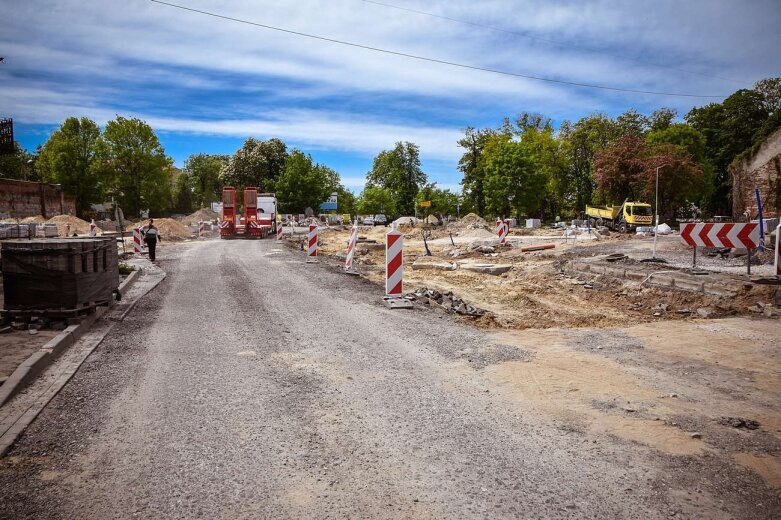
[679,223,759,249]
[386,228,404,296]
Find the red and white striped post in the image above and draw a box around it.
[276,221,283,242]
[344,223,359,271]
[307,223,318,263]
[133,227,143,254]
[775,223,781,278]
[89,219,97,237]
[198,221,205,237]
[386,227,404,296]
[496,218,508,244]
[65,223,71,237]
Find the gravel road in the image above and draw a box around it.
[0,239,777,518]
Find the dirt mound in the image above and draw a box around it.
[451,213,490,230]
[181,208,219,225]
[46,214,92,235]
[127,218,193,240]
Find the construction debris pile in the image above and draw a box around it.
[126,218,193,240]
[406,287,490,317]
[181,208,219,225]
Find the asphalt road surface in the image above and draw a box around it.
[0,239,776,518]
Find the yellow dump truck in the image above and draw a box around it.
[585,201,653,233]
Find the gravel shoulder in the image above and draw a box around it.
[0,239,778,519]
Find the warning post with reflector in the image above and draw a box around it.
[307,223,318,263]
[383,226,413,309]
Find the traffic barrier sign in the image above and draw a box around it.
[276,222,283,241]
[307,223,318,263]
[680,222,760,274]
[198,221,206,237]
[679,223,759,249]
[345,223,358,271]
[496,219,508,244]
[89,219,97,237]
[133,227,143,254]
[386,228,404,296]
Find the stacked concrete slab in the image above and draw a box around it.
[1,237,119,311]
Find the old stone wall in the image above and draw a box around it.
[731,127,781,219]
[0,178,76,218]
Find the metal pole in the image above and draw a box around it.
[755,188,765,251]
[747,248,751,276]
[692,246,697,269]
[652,165,663,259]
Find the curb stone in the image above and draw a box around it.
[0,267,162,456]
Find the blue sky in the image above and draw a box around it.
[2,0,780,193]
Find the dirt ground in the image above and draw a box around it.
[312,223,780,330]
[301,222,781,493]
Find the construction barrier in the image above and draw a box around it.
[775,223,781,278]
[679,222,759,249]
[496,219,508,244]
[89,219,97,237]
[133,227,143,254]
[345,223,359,270]
[198,221,205,237]
[307,223,318,262]
[521,243,556,253]
[386,228,403,296]
[276,222,283,241]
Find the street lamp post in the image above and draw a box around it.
[651,163,668,261]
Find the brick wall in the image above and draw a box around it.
[731,127,781,219]
[0,178,77,218]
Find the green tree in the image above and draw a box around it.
[558,114,620,211]
[98,116,172,216]
[183,153,227,207]
[644,142,707,220]
[482,135,546,218]
[650,108,677,132]
[416,183,459,218]
[274,149,339,213]
[0,142,38,182]
[366,142,426,216]
[457,127,495,217]
[172,171,194,214]
[36,117,103,216]
[334,186,356,216]
[616,109,650,138]
[356,186,396,216]
[754,77,781,115]
[219,137,287,192]
[686,89,769,213]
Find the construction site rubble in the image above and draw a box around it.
[407,287,489,317]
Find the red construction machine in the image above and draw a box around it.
[219,187,276,239]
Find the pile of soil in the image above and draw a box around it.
[181,208,219,225]
[127,218,193,240]
[451,213,490,230]
[46,215,92,235]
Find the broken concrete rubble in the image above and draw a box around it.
[407,287,489,317]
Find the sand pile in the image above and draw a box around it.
[181,208,219,225]
[451,213,490,230]
[0,215,47,224]
[127,218,193,240]
[47,214,92,235]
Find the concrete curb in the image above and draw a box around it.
[0,269,139,408]
[0,304,110,408]
[0,267,165,456]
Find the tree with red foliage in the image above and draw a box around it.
[595,136,706,220]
